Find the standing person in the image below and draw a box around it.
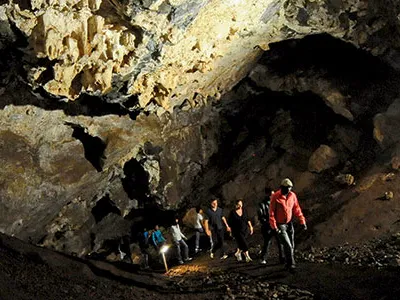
[151,225,166,251]
[137,228,152,269]
[170,217,192,265]
[269,178,307,270]
[204,198,231,260]
[194,206,204,253]
[228,199,254,262]
[258,188,285,265]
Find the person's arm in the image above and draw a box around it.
[222,216,231,232]
[292,194,306,225]
[160,231,166,243]
[151,232,157,246]
[269,194,278,230]
[204,219,211,236]
[248,220,253,235]
[179,227,187,240]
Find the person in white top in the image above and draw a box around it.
[170,217,192,264]
[194,207,204,253]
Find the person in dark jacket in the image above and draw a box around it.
[258,187,284,265]
[228,199,254,262]
[204,198,231,260]
[138,228,152,269]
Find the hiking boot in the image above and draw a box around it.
[220,254,228,260]
[210,252,214,259]
[184,257,193,262]
[178,260,184,265]
[260,260,267,265]
[195,248,202,254]
[234,252,242,262]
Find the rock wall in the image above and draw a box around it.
[1,0,400,255]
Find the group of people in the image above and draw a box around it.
[139,177,307,271]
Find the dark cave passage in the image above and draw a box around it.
[91,194,121,223]
[261,33,400,119]
[69,124,106,172]
[121,158,151,204]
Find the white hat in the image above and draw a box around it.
[281,178,293,187]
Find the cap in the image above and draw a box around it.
[281,178,293,187]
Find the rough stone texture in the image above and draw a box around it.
[373,98,400,149]
[3,0,400,111]
[308,144,339,173]
[0,82,220,254]
[1,0,400,256]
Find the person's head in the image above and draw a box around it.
[235,199,243,210]
[280,178,293,195]
[210,198,218,209]
[154,225,159,230]
[264,187,273,202]
[196,206,203,214]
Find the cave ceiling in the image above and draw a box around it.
[1,0,400,256]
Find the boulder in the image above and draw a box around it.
[308,145,339,173]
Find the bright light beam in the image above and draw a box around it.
[160,245,170,272]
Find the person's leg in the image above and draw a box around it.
[274,233,285,263]
[277,224,295,268]
[210,228,218,258]
[287,222,295,249]
[180,239,190,261]
[217,228,227,258]
[211,228,220,254]
[233,233,242,261]
[237,233,251,262]
[195,230,200,252]
[262,227,274,262]
[175,240,183,263]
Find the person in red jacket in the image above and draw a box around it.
[269,178,307,270]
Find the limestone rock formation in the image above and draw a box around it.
[308,144,339,173]
[1,0,400,256]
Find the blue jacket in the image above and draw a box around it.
[152,230,166,246]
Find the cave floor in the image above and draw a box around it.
[1,233,399,300]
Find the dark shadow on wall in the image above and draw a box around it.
[67,123,107,172]
[91,194,122,223]
[121,158,151,204]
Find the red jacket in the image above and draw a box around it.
[269,190,306,230]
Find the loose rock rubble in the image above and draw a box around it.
[168,269,314,300]
[298,233,400,268]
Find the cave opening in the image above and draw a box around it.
[69,124,106,172]
[121,158,151,205]
[91,194,121,223]
[260,33,398,119]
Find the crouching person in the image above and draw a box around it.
[170,217,193,265]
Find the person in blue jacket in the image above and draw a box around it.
[151,224,166,251]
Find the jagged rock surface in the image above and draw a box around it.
[1,0,400,256]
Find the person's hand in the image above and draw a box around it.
[205,229,211,236]
[302,224,308,231]
[275,228,281,235]
[226,226,231,232]
[249,226,253,235]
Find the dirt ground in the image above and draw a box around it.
[1,223,400,300]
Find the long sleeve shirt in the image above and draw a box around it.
[170,224,187,242]
[151,230,166,246]
[269,190,306,230]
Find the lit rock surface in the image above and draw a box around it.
[4,0,400,111]
[1,0,400,255]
